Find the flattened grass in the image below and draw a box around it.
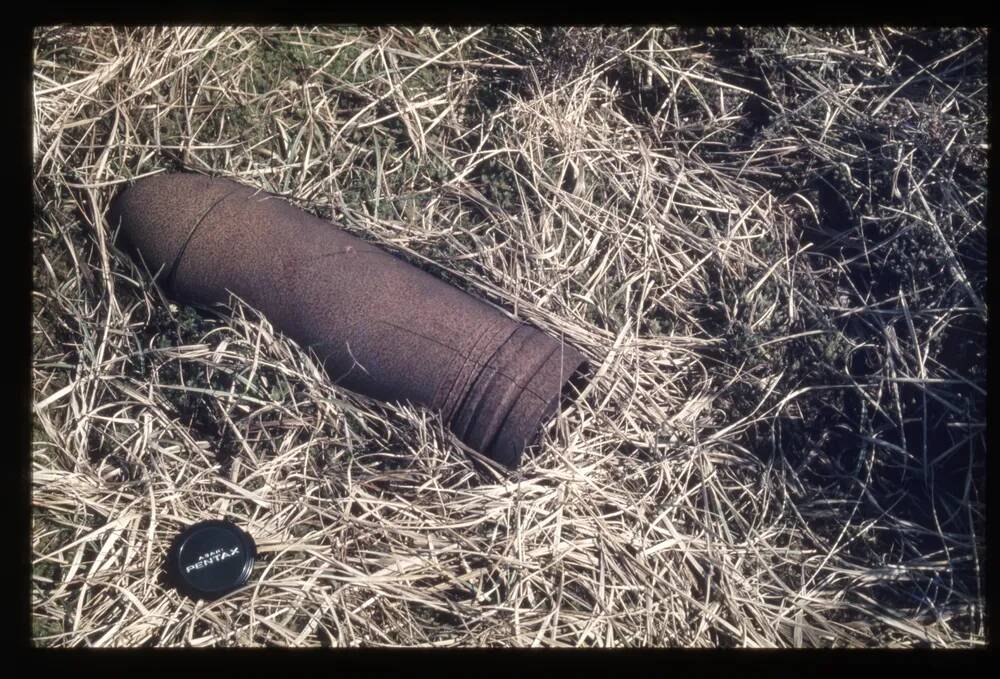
[32,26,986,647]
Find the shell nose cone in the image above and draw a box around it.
[109,172,240,279]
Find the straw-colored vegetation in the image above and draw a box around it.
[32,26,986,647]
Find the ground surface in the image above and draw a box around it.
[32,26,986,647]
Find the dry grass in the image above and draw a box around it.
[32,26,986,647]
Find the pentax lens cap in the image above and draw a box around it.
[166,519,256,601]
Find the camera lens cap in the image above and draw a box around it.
[166,519,256,601]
